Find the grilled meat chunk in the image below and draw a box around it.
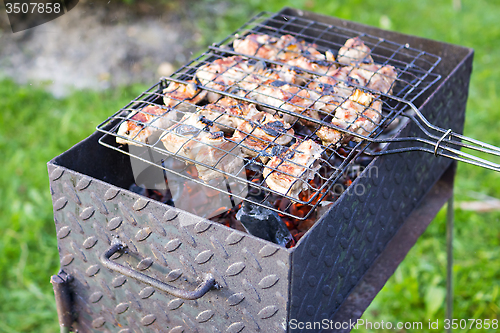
[116,79,208,146]
[329,65,397,95]
[316,126,344,148]
[161,111,217,158]
[336,38,397,94]
[161,112,243,182]
[317,89,382,146]
[117,105,174,146]
[196,97,260,134]
[195,56,280,101]
[196,56,253,87]
[337,37,374,65]
[309,63,396,121]
[233,33,283,59]
[263,139,323,199]
[234,34,336,77]
[349,102,383,138]
[191,132,243,182]
[163,79,207,110]
[251,79,319,124]
[231,112,294,162]
[334,89,381,136]
[353,64,397,94]
[307,66,355,113]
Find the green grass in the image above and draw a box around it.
[1,0,500,331]
[0,81,148,332]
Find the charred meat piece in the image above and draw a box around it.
[234,33,336,77]
[237,69,282,93]
[316,125,344,149]
[276,47,332,76]
[195,56,279,101]
[330,65,397,95]
[263,139,323,199]
[161,111,217,159]
[317,89,382,146]
[351,64,398,94]
[196,97,260,134]
[117,105,174,146]
[196,56,249,84]
[231,112,294,163]
[307,66,355,113]
[233,33,282,59]
[192,132,243,182]
[118,79,209,146]
[276,35,327,60]
[271,63,308,85]
[163,79,207,110]
[337,37,374,65]
[309,64,397,118]
[276,35,335,75]
[349,99,383,138]
[161,112,243,182]
[196,56,248,100]
[336,38,397,93]
[252,79,319,124]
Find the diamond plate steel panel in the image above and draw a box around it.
[48,165,290,332]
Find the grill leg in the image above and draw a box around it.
[51,271,73,333]
[446,192,454,333]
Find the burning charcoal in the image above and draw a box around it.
[236,202,293,247]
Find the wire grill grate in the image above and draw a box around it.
[96,12,442,221]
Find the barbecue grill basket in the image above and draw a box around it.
[95,11,499,224]
[48,8,473,332]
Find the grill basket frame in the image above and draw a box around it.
[95,10,442,221]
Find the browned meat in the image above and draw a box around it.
[263,139,323,199]
[317,89,382,146]
[233,33,282,59]
[116,105,174,146]
[316,126,344,148]
[196,97,260,134]
[161,111,244,182]
[354,63,398,94]
[163,79,207,109]
[161,111,216,159]
[231,112,294,162]
[233,33,336,76]
[337,37,374,65]
[195,56,281,101]
[251,79,319,124]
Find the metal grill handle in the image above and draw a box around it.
[100,242,217,300]
[366,101,500,172]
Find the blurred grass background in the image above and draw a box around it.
[0,0,499,332]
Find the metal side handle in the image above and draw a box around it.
[100,242,216,300]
